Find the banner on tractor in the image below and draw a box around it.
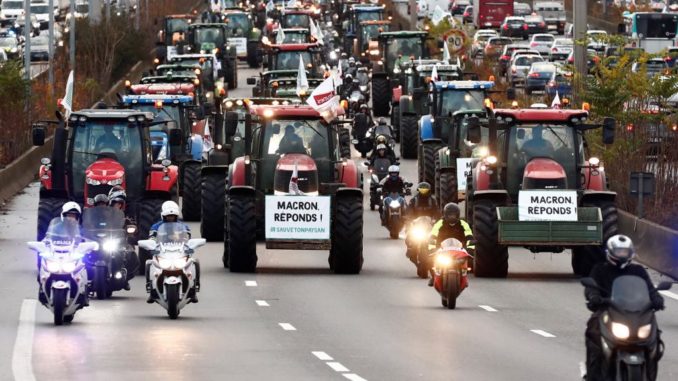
[265,196,331,240]
[518,190,578,221]
[456,158,474,191]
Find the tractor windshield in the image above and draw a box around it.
[194,27,225,47]
[264,119,330,159]
[503,123,583,195]
[356,10,383,23]
[283,14,310,28]
[385,37,423,65]
[362,24,388,42]
[275,51,317,74]
[133,104,183,130]
[167,18,190,35]
[70,120,145,200]
[283,31,309,43]
[439,90,485,115]
[224,14,250,37]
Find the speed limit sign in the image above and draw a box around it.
[445,30,467,54]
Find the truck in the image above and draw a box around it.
[534,1,566,35]
[473,0,513,30]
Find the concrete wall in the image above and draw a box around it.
[619,210,678,280]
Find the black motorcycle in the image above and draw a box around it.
[82,207,136,299]
[581,276,672,381]
[364,157,395,211]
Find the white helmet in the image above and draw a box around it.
[61,201,82,220]
[376,144,387,151]
[606,234,635,268]
[388,165,399,174]
[161,201,182,220]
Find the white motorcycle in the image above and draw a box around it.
[28,218,99,325]
[138,223,205,319]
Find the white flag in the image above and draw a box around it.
[431,5,447,25]
[296,54,309,97]
[551,91,561,109]
[276,28,286,44]
[306,75,340,122]
[431,64,439,82]
[443,40,451,64]
[265,0,274,14]
[286,0,296,8]
[310,19,324,45]
[288,160,304,195]
[202,118,214,152]
[61,70,74,117]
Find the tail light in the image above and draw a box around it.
[552,47,558,52]
[503,24,508,30]
[528,72,540,78]
[530,42,537,47]
[626,123,634,132]
[539,22,545,27]
[523,24,528,30]
[665,56,672,61]
[568,57,574,63]
[500,55,510,60]
[464,12,469,17]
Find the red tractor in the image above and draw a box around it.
[464,108,618,278]
[32,109,180,271]
[219,104,364,273]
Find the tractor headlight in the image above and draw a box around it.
[86,178,102,185]
[393,67,401,74]
[370,49,380,56]
[589,157,600,167]
[102,239,118,253]
[329,51,337,60]
[389,200,400,209]
[476,146,489,158]
[359,85,367,92]
[611,322,630,339]
[108,177,123,186]
[638,324,652,339]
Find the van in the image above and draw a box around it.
[534,1,566,34]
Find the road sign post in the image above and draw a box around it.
[630,172,655,219]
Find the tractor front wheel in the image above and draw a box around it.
[200,173,226,241]
[473,200,508,278]
[181,162,202,221]
[330,194,363,274]
[371,76,390,117]
[227,193,257,273]
[399,115,418,159]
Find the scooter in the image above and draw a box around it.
[405,216,434,278]
[581,276,672,381]
[28,218,99,325]
[138,222,205,319]
[432,238,472,309]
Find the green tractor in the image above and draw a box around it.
[355,20,390,63]
[222,9,263,68]
[156,14,195,63]
[185,23,239,90]
[341,4,385,53]
[371,31,430,118]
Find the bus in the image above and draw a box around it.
[622,12,678,54]
[473,0,513,29]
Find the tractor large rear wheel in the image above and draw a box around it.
[227,193,257,273]
[473,201,508,278]
[181,162,202,221]
[200,173,226,241]
[330,194,363,274]
[137,198,164,275]
[571,202,618,276]
[339,127,351,158]
[438,171,458,207]
[247,41,260,68]
[399,115,418,159]
[37,197,67,241]
[371,77,390,117]
[419,143,441,187]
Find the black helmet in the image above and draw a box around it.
[606,234,635,268]
[443,203,461,225]
[417,182,431,197]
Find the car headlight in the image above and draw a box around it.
[434,253,452,268]
[410,226,428,242]
[638,323,652,339]
[102,239,118,253]
[86,178,101,185]
[389,200,400,209]
[611,322,630,339]
[108,177,123,186]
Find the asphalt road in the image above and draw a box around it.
[2,63,678,381]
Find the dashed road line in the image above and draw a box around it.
[660,290,678,301]
[12,299,37,381]
[344,374,369,381]
[312,351,334,361]
[327,362,349,372]
[255,300,270,307]
[531,329,556,338]
[245,280,257,287]
[278,322,296,331]
[478,305,498,312]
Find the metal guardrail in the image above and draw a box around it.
[619,209,678,280]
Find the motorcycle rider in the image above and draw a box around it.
[368,132,396,163]
[407,182,440,220]
[92,194,109,207]
[107,186,140,280]
[379,165,407,225]
[584,235,665,381]
[345,57,357,77]
[427,203,474,286]
[368,144,397,168]
[146,201,201,303]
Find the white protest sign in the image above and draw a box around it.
[227,37,247,55]
[518,190,578,221]
[265,196,331,240]
[456,158,474,191]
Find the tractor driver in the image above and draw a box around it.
[95,125,122,153]
[520,125,555,157]
[278,125,306,154]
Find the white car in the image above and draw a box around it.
[30,2,51,30]
[529,34,555,55]
[587,30,608,52]
[471,30,498,57]
[0,0,24,22]
[508,54,544,87]
[549,38,573,61]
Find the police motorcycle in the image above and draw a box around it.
[28,218,99,325]
[581,276,673,381]
[138,223,205,319]
[405,216,434,278]
[380,182,412,239]
[431,238,472,309]
[82,206,136,299]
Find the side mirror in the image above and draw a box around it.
[186,238,206,250]
[602,117,615,145]
[656,281,673,291]
[467,116,481,144]
[76,241,100,255]
[169,128,183,146]
[246,77,257,85]
[138,239,158,251]
[32,123,46,146]
[27,241,48,253]
[506,87,516,100]
[224,111,239,136]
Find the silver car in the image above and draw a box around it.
[529,34,555,55]
[549,38,573,61]
[508,54,544,87]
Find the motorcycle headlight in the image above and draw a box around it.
[126,225,137,234]
[157,257,173,270]
[410,226,428,242]
[389,200,400,209]
[434,253,452,268]
[611,322,630,339]
[329,51,337,60]
[173,257,189,269]
[370,49,380,56]
[102,239,118,253]
[45,259,61,273]
[108,177,123,186]
[86,177,101,185]
[61,260,77,273]
[638,323,652,339]
[359,85,367,92]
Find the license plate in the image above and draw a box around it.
[548,25,557,30]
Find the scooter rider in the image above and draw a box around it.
[584,235,665,381]
[146,201,201,303]
[107,186,140,280]
[408,182,440,220]
[427,203,474,286]
[379,165,406,224]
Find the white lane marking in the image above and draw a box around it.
[245,280,257,287]
[255,300,270,307]
[326,362,349,372]
[344,374,369,381]
[278,323,296,331]
[12,299,37,381]
[312,351,333,361]
[660,290,678,301]
[579,361,587,378]
[531,329,556,338]
[478,305,498,312]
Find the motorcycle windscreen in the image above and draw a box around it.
[374,125,393,138]
[372,157,392,176]
[155,222,190,245]
[45,217,81,244]
[610,275,652,313]
[82,207,126,241]
[439,238,463,250]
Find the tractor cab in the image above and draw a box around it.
[375,31,429,76]
[157,14,195,62]
[167,53,222,87]
[344,4,385,36]
[356,20,390,60]
[269,28,312,44]
[222,9,262,62]
[185,23,238,88]
[262,43,324,77]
